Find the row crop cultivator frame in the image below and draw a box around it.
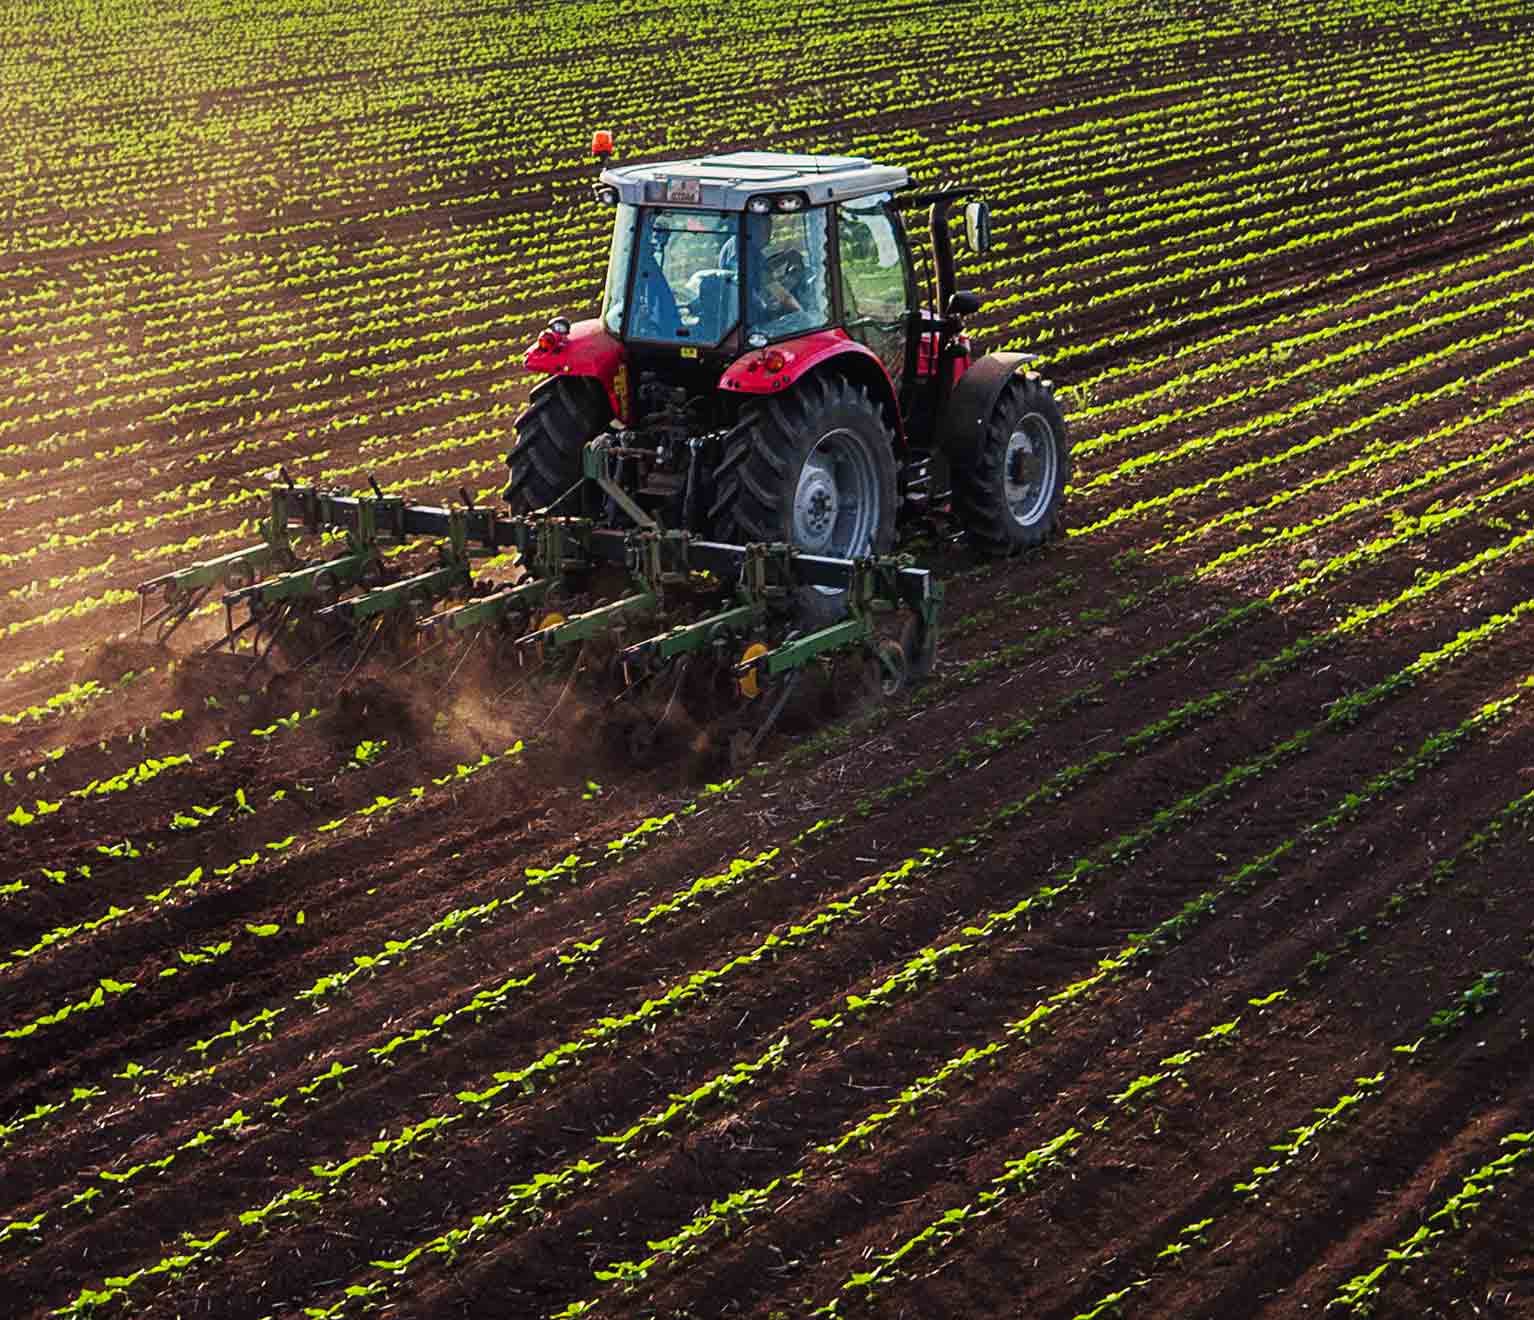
[135,439,941,761]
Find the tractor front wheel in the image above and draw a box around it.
[504,376,612,513]
[710,373,897,629]
[952,373,1070,555]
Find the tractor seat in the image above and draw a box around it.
[687,268,739,342]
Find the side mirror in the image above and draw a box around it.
[963,200,992,255]
[946,291,984,319]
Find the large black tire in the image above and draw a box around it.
[504,376,612,513]
[952,373,1070,555]
[710,373,898,628]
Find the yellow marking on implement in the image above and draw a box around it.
[739,641,769,699]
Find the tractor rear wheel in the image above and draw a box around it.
[504,376,612,513]
[952,373,1070,555]
[710,373,897,628]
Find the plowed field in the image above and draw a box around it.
[3,1,1533,1318]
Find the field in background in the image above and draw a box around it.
[2,1,1533,1316]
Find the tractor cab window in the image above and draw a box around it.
[745,208,831,341]
[836,193,911,386]
[622,208,741,347]
[601,203,639,337]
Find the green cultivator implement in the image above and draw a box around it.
[137,440,941,768]
[138,141,1069,765]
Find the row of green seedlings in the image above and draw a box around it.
[800,368,1534,788]
[982,38,1534,273]
[0,275,529,451]
[1150,409,1534,578]
[1039,190,1526,377]
[0,741,522,1054]
[1070,249,1534,472]
[546,670,1534,1319]
[2,711,334,905]
[0,303,549,536]
[1011,131,1534,363]
[1065,223,1534,425]
[1072,313,1534,510]
[1322,787,1534,1315]
[0,191,552,420]
[827,964,1511,1320]
[266,584,1534,1319]
[809,332,1534,764]
[808,709,1534,1316]
[3,701,322,811]
[1,710,376,938]
[946,29,1525,325]
[1330,1129,1534,1316]
[1014,98,1534,342]
[1076,333,1534,539]
[929,422,1534,709]
[1006,128,1530,363]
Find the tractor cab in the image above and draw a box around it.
[594,152,906,362]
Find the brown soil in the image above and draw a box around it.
[4,5,1534,1320]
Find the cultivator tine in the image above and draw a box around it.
[207,550,375,653]
[340,616,390,685]
[532,641,589,732]
[729,667,802,771]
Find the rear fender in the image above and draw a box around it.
[523,318,629,422]
[720,329,904,444]
[937,351,1041,469]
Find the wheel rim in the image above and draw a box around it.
[791,427,880,589]
[1003,412,1059,528]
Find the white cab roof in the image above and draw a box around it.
[600,150,908,210]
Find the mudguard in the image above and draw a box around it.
[937,350,1042,469]
[523,318,629,421]
[720,328,904,442]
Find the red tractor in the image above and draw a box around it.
[508,138,1070,629]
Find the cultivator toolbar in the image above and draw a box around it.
[136,440,942,765]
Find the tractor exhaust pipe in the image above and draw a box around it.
[929,195,959,321]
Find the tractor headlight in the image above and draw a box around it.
[774,193,806,211]
[747,196,772,214]
[594,185,620,205]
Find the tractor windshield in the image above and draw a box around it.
[613,207,742,347]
